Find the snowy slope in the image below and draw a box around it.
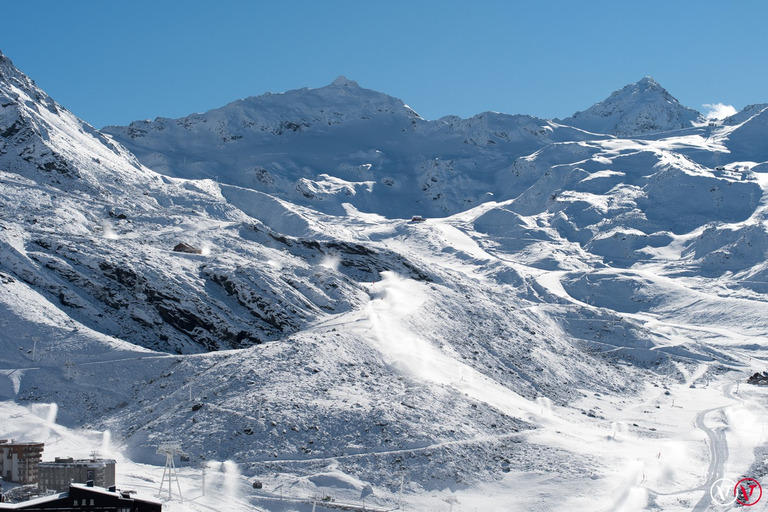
[0,53,434,354]
[4,49,768,512]
[720,104,768,162]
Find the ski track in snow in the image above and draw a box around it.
[366,272,545,420]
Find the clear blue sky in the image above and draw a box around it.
[2,0,766,128]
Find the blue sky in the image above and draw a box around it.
[2,0,766,128]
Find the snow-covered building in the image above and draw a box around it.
[38,457,116,493]
[0,482,161,511]
[0,440,44,485]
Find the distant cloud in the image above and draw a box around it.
[703,103,737,120]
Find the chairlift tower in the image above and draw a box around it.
[157,442,184,502]
[64,361,75,380]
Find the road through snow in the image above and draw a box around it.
[533,269,755,511]
[637,381,737,510]
[691,383,736,512]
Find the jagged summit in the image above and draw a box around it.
[0,50,47,102]
[561,76,704,137]
[0,49,15,75]
[330,75,359,87]
[0,48,161,200]
[635,75,661,89]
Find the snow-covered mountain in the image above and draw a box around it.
[0,54,439,355]
[103,77,598,219]
[560,76,705,137]
[4,49,768,511]
[104,74,766,276]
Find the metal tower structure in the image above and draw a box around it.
[157,442,184,502]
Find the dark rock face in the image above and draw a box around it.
[173,243,203,254]
[748,372,768,386]
[11,220,434,354]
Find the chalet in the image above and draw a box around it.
[748,371,768,386]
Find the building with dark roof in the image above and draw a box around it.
[0,482,161,511]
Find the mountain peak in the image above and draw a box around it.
[561,77,703,137]
[621,76,673,99]
[0,49,27,84]
[636,76,660,89]
[330,75,359,87]
[592,76,674,107]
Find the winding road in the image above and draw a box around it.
[534,270,753,510]
[691,398,731,512]
[691,382,744,511]
[641,382,739,511]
